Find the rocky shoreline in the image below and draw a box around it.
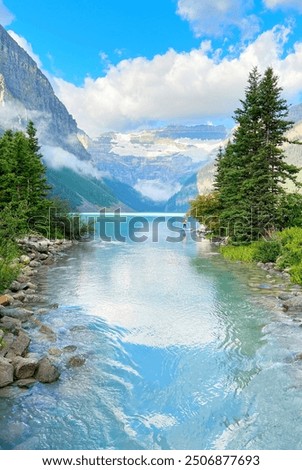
[0,236,76,390]
[256,261,302,311]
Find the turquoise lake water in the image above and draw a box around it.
[1,215,302,450]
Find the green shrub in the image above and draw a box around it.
[252,240,281,263]
[221,240,281,263]
[290,263,302,284]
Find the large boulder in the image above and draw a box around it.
[35,357,60,383]
[0,316,22,334]
[0,357,14,387]
[14,357,39,379]
[5,331,30,359]
[3,308,33,321]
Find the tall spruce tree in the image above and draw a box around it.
[214,67,300,241]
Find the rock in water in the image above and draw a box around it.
[14,357,39,379]
[35,357,60,383]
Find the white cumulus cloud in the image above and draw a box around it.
[176,0,260,39]
[0,0,14,26]
[263,0,302,11]
[53,25,302,137]
[134,179,182,201]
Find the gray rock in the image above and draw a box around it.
[0,332,14,356]
[23,294,46,303]
[39,324,56,339]
[0,357,14,387]
[67,355,86,368]
[21,282,37,291]
[35,357,60,383]
[5,331,31,358]
[37,241,49,253]
[23,289,36,295]
[16,275,30,283]
[63,345,77,353]
[29,260,41,268]
[42,257,54,266]
[48,348,62,356]
[0,316,22,334]
[283,296,302,312]
[14,357,39,379]
[12,291,26,302]
[10,281,21,292]
[278,293,294,301]
[39,253,49,260]
[15,378,37,388]
[4,308,33,321]
[20,255,31,265]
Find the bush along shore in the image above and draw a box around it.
[219,228,302,320]
[0,236,77,390]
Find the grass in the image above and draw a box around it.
[0,239,20,292]
[221,228,302,285]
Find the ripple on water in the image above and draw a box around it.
[2,227,302,449]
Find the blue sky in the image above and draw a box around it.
[1,0,302,135]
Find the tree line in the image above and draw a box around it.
[189,67,302,243]
[0,122,89,289]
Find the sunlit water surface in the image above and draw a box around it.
[1,215,302,450]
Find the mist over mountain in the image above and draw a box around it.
[0,24,228,212]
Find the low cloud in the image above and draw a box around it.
[0,0,14,26]
[42,145,109,179]
[176,0,260,39]
[53,25,302,137]
[134,179,182,201]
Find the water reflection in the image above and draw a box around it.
[1,217,302,449]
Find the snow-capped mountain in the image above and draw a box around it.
[85,126,227,206]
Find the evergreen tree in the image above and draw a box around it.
[213,67,300,241]
[0,123,52,233]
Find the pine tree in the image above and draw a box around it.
[213,67,300,241]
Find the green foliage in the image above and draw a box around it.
[191,67,301,242]
[48,197,94,240]
[222,228,302,284]
[221,240,281,264]
[0,122,91,290]
[276,227,302,270]
[220,244,255,262]
[277,193,302,228]
[188,192,221,232]
[252,240,282,263]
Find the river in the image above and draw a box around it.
[1,214,302,450]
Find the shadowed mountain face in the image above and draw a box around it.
[0,24,89,160]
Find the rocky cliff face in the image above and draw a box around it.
[0,25,89,160]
